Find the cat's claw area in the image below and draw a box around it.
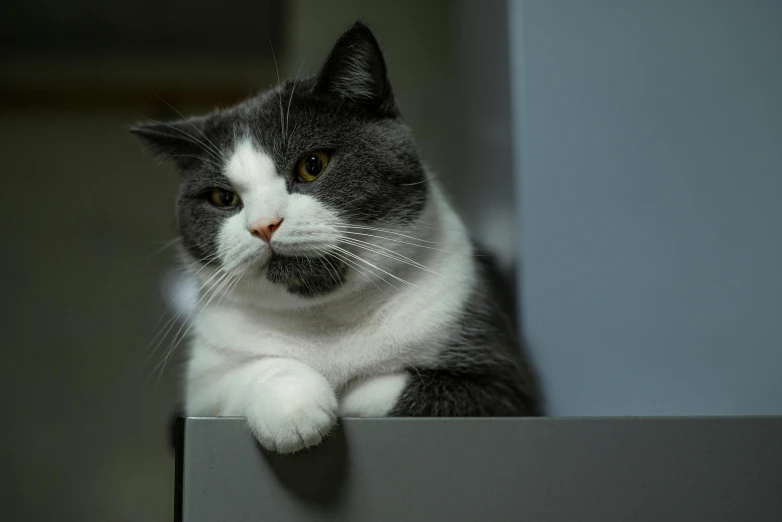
[246,381,339,454]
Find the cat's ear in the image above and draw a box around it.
[315,21,396,113]
[129,117,213,170]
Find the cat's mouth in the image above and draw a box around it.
[264,253,347,297]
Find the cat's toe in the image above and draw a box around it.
[248,387,338,454]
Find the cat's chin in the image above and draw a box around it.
[264,253,347,298]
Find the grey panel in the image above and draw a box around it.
[181,417,782,522]
[510,0,782,416]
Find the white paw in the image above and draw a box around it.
[246,376,338,454]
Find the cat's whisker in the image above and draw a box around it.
[326,249,388,292]
[145,237,182,261]
[285,58,307,148]
[339,237,468,290]
[336,236,440,276]
[142,251,224,362]
[164,249,221,274]
[141,313,180,367]
[332,224,440,245]
[331,230,452,253]
[266,36,286,141]
[217,270,245,309]
[139,117,222,164]
[323,233,466,289]
[146,247,234,357]
[168,153,223,170]
[152,94,224,162]
[398,175,434,186]
[327,245,418,289]
[144,267,231,375]
[154,267,239,381]
[297,261,324,304]
[313,248,342,287]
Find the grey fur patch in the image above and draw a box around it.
[265,253,348,297]
[391,252,542,416]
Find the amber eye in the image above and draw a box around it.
[209,189,240,208]
[297,151,329,182]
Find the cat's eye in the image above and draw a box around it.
[209,189,240,208]
[297,151,330,182]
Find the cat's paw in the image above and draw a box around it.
[246,375,338,454]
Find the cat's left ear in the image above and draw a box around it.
[129,117,211,170]
[315,21,396,114]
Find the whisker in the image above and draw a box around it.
[154,269,234,380]
[168,153,223,170]
[313,248,341,287]
[327,245,418,289]
[332,224,440,245]
[285,58,306,148]
[152,93,224,161]
[139,117,222,164]
[266,36,286,140]
[398,176,433,186]
[145,237,181,261]
[332,230,452,253]
[144,267,229,373]
[142,252,223,359]
[336,236,439,276]
[326,249,388,292]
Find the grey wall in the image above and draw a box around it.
[451,0,517,272]
[510,0,782,415]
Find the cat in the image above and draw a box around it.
[132,22,541,454]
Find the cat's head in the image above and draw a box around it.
[132,22,429,301]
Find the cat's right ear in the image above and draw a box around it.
[130,118,212,170]
[315,21,396,114]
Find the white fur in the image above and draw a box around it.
[184,140,474,452]
[339,372,410,417]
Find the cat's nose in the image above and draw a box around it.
[248,217,284,242]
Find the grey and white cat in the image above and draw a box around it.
[133,22,540,454]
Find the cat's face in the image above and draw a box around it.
[133,23,428,299]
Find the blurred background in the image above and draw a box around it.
[3,0,782,521]
[1,1,515,520]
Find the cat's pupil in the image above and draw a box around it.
[304,155,322,175]
[220,191,233,204]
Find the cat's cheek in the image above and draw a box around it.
[338,372,409,417]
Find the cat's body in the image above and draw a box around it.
[134,23,540,454]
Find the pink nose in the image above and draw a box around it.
[248,217,284,242]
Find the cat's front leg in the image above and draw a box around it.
[217,358,338,453]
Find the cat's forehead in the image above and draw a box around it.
[211,85,368,161]
[224,138,277,191]
[209,82,328,143]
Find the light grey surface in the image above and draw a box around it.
[509,0,782,415]
[181,417,782,522]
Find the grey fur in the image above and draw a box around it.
[132,22,541,417]
[392,254,541,416]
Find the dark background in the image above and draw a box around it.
[0,1,515,520]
